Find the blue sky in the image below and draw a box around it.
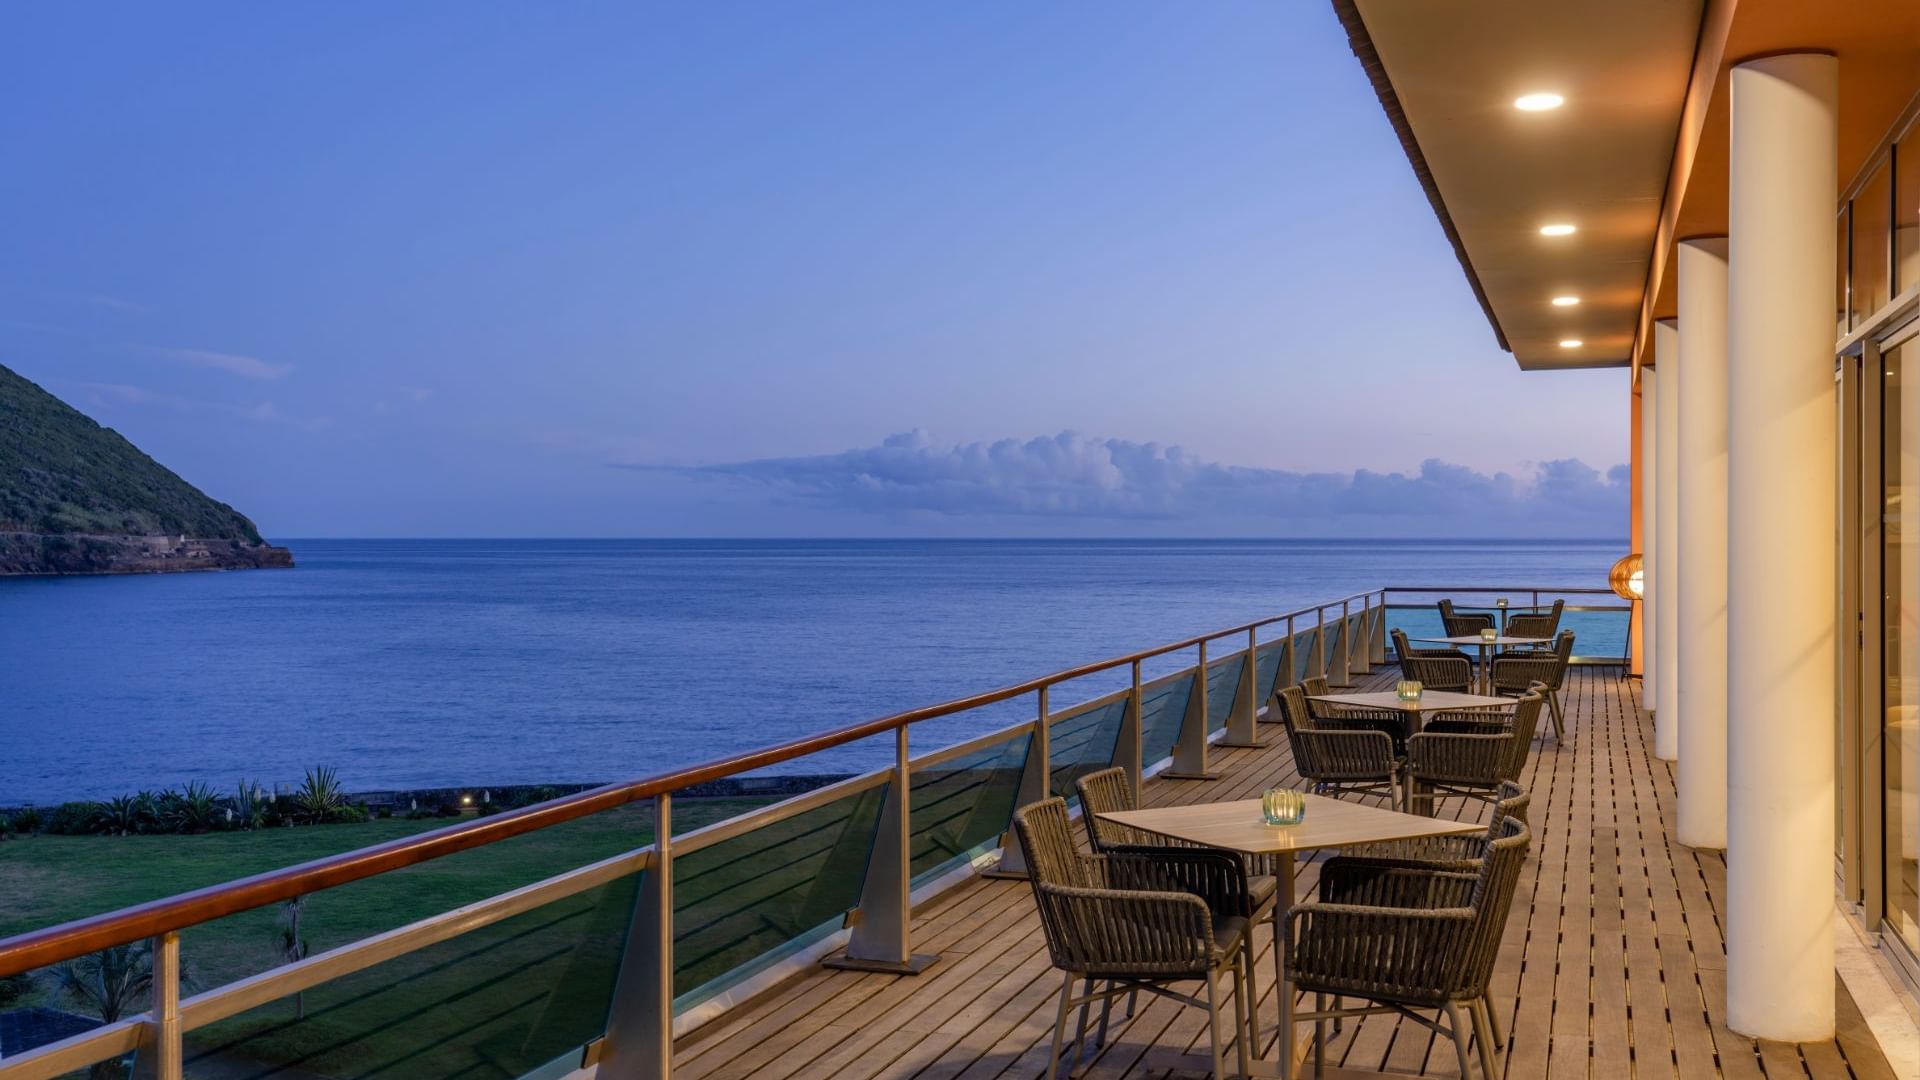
[0,3,1628,538]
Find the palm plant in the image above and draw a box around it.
[291,767,347,825]
[91,794,154,836]
[49,943,155,1079]
[160,782,222,834]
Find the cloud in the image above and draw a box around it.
[68,381,330,431]
[630,430,1628,536]
[159,347,292,380]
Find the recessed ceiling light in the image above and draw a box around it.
[1551,296,1580,307]
[1559,339,1584,348]
[1540,223,1577,237]
[1514,92,1565,112]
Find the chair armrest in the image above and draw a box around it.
[1100,847,1253,918]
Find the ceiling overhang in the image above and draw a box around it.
[1334,0,1704,371]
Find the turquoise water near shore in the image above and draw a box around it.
[0,539,1623,804]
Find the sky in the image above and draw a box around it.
[0,3,1629,539]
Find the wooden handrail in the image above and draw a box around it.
[0,586,1375,977]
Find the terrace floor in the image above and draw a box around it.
[675,667,1899,1079]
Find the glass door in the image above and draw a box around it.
[1886,335,1920,952]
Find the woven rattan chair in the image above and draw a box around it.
[1393,630,1475,694]
[1391,627,1472,666]
[1287,816,1532,1080]
[1015,797,1254,1078]
[1490,631,1574,739]
[1075,766,1280,1034]
[1404,693,1543,816]
[1274,686,1401,804]
[1324,780,1530,1055]
[1301,674,1331,697]
[1438,599,1495,638]
[1501,599,1564,643]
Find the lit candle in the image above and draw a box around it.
[1480,627,1498,643]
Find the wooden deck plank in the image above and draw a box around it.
[672,667,1894,1079]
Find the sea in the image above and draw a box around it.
[0,538,1623,805]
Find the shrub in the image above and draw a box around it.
[14,805,42,834]
[403,808,436,821]
[476,800,502,817]
[231,780,266,831]
[159,782,223,835]
[291,767,347,825]
[93,794,157,836]
[46,802,102,835]
[0,815,11,840]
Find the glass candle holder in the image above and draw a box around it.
[1496,598,1509,609]
[1480,627,1498,643]
[1262,788,1305,826]
[1396,679,1423,702]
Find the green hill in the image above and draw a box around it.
[0,362,290,572]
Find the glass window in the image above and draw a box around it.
[1884,336,1920,951]
[1898,126,1919,294]
[1855,159,1893,327]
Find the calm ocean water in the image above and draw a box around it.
[0,539,1622,804]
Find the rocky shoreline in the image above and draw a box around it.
[0,531,294,575]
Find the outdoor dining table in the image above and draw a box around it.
[1413,633,1550,693]
[1096,793,1480,1079]
[1307,689,1510,736]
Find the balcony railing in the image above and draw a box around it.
[0,585,1620,1080]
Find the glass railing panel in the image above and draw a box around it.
[1138,672,1195,768]
[910,732,1030,884]
[1254,640,1285,704]
[1292,629,1320,682]
[1558,607,1630,662]
[675,783,887,1001]
[183,870,641,1080]
[1048,698,1126,803]
[1324,620,1345,673]
[1386,607,1444,655]
[1204,654,1244,733]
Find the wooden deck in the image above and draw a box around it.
[676,667,1898,1079]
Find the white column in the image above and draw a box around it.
[1641,373,1658,706]
[1677,237,1730,849]
[1726,51,1837,1042]
[1655,319,1681,760]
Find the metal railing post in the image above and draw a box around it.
[1311,608,1328,683]
[133,931,181,1080]
[1166,640,1218,780]
[1352,596,1374,675]
[1330,600,1353,686]
[1121,661,1144,800]
[1280,615,1298,689]
[1221,626,1265,748]
[602,794,674,1078]
[1372,589,1389,664]
[829,727,937,973]
[988,688,1051,878]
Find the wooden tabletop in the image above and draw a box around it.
[1096,793,1480,856]
[1310,690,1511,714]
[1415,634,1551,647]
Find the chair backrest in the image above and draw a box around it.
[1302,674,1330,697]
[1013,797,1089,889]
[1439,600,1494,637]
[1390,627,1412,661]
[1551,629,1575,679]
[1501,692,1545,778]
[1493,780,1529,827]
[1402,652,1473,693]
[1074,766,1147,852]
[1462,817,1532,994]
[1274,684,1310,732]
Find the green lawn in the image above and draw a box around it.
[0,798,770,1080]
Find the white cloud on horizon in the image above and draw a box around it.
[629,430,1629,536]
[159,347,292,380]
